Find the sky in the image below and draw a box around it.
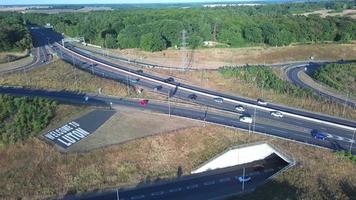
[1,0,258,5]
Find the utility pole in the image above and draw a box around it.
[23,67,29,86]
[342,91,349,117]
[204,106,208,126]
[126,75,130,96]
[252,107,257,134]
[180,30,188,71]
[242,167,245,191]
[350,129,355,153]
[168,89,171,118]
[71,54,78,90]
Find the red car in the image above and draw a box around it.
[139,99,149,106]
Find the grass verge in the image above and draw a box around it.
[0,125,355,200]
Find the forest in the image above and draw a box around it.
[22,1,356,52]
[0,13,32,52]
[0,95,57,144]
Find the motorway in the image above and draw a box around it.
[1,86,355,154]
[286,62,356,108]
[8,27,353,154]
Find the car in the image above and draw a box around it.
[270,111,283,118]
[130,78,140,84]
[213,97,224,103]
[239,116,252,124]
[253,164,265,171]
[257,98,267,105]
[153,85,163,91]
[164,77,175,83]
[139,99,149,106]
[188,94,197,100]
[238,176,251,183]
[311,129,327,140]
[136,69,143,73]
[235,105,245,112]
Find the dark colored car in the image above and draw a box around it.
[136,69,143,73]
[253,164,265,171]
[311,129,327,140]
[188,94,197,100]
[153,85,163,91]
[164,77,175,83]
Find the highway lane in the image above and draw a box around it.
[63,153,289,200]
[20,28,356,152]
[1,86,355,154]
[54,45,356,141]
[287,63,356,108]
[67,42,356,129]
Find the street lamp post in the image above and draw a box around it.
[350,129,356,153]
[168,89,171,118]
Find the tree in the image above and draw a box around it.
[104,34,118,49]
[243,25,263,43]
[140,33,166,52]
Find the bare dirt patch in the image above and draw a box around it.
[297,9,356,19]
[68,106,202,152]
[83,43,356,69]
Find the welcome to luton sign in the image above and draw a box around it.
[44,109,116,149]
[44,121,91,148]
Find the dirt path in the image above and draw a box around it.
[78,42,356,69]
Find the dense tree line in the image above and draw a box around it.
[312,63,356,96]
[219,65,317,98]
[22,1,356,51]
[0,12,32,52]
[0,95,57,144]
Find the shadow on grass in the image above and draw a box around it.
[339,180,356,200]
[230,180,299,200]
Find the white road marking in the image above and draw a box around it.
[271,128,288,134]
[204,181,215,186]
[186,184,199,190]
[249,172,260,176]
[219,177,231,183]
[263,168,274,173]
[58,42,355,131]
[151,191,164,196]
[169,187,182,193]
[130,195,145,200]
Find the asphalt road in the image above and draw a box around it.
[17,27,354,154]
[286,62,356,108]
[1,86,355,154]
[62,153,289,200]
[0,28,51,75]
